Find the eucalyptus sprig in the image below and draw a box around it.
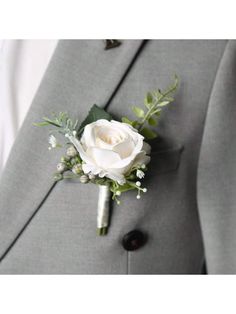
[122,75,179,139]
[34,112,78,136]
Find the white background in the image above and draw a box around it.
[0,0,235,313]
[1,275,236,314]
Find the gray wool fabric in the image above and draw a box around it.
[0,40,234,274]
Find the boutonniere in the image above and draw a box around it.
[35,75,179,235]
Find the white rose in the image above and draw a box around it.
[70,119,151,185]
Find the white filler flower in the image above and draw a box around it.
[136,169,145,179]
[73,119,151,185]
[48,135,58,150]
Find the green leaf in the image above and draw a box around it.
[95,178,106,185]
[144,92,153,109]
[116,183,135,193]
[146,92,153,103]
[42,117,63,127]
[33,121,50,127]
[148,116,157,126]
[140,127,158,139]
[164,96,174,102]
[122,119,139,130]
[131,120,140,129]
[157,101,170,107]
[78,104,113,135]
[121,116,133,125]
[173,74,179,88]
[153,108,162,116]
[154,111,161,117]
[155,89,163,99]
[132,106,145,118]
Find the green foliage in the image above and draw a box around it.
[113,182,135,194]
[78,104,112,136]
[34,112,78,136]
[122,117,140,129]
[121,116,133,125]
[132,106,145,118]
[121,75,179,140]
[140,127,157,140]
[157,100,170,107]
[144,92,153,109]
[34,121,51,127]
[148,116,157,126]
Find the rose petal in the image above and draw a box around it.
[81,123,97,149]
[87,147,121,168]
[82,163,101,175]
[113,138,134,158]
[67,135,94,165]
[105,171,126,185]
[133,151,151,167]
[142,141,151,155]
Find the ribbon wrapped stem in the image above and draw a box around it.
[97,184,111,236]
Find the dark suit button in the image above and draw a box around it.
[122,230,146,251]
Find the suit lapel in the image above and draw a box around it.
[0,40,145,260]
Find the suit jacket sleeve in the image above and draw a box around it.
[198,40,236,274]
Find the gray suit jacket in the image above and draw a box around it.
[0,40,234,274]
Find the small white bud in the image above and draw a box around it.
[141,164,146,169]
[72,164,82,174]
[136,169,145,179]
[80,174,89,184]
[136,181,141,187]
[57,162,67,173]
[66,145,77,157]
[65,133,69,138]
[143,188,147,193]
[88,173,96,180]
[136,195,141,199]
[116,191,121,196]
[72,130,77,136]
[61,156,70,162]
[117,200,121,205]
[48,135,57,148]
[54,173,63,181]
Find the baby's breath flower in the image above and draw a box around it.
[61,156,70,162]
[48,135,58,149]
[88,173,96,180]
[80,175,89,184]
[136,169,145,179]
[72,164,82,174]
[66,145,77,158]
[57,162,67,173]
[136,181,141,187]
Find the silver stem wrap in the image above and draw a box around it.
[97,185,111,229]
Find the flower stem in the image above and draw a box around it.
[97,227,108,236]
[97,184,111,236]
